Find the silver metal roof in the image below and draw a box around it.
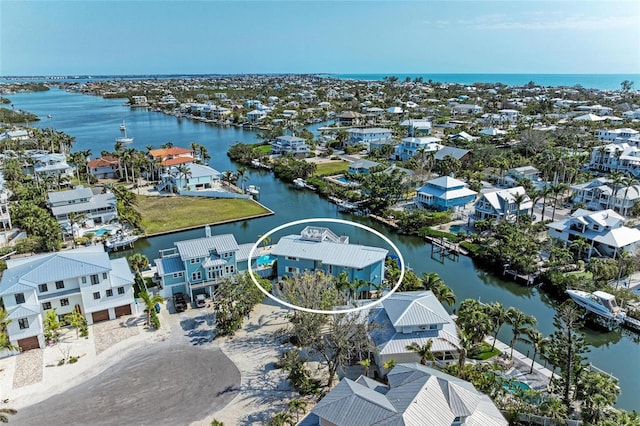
[47,186,94,204]
[271,235,387,269]
[382,291,451,328]
[174,234,239,260]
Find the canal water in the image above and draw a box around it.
[8,87,640,410]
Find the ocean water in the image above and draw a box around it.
[330,73,640,90]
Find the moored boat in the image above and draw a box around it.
[566,289,626,322]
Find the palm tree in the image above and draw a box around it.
[267,412,292,426]
[506,309,537,359]
[608,170,625,211]
[406,339,435,365]
[288,398,308,424]
[175,164,192,191]
[512,192,528,222]
[236,166,248,192]
[621,174,638,216]
[550,183,568,221]
[539,185,552,221]
[137,291,164,328]
[522,328,548,374]
[358,358,371,376]
[486,302,508,351]
[421,272,444,291]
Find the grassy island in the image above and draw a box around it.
[136,195,272,236]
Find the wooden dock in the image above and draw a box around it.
[369,214,399,229]
[503,268,538,286]
[428,237,464,261]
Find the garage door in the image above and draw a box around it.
[91,309,110,323]
[115,304,132,318]
[172,285,186,295]
[17,336,40,351]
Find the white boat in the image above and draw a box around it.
[104,230,139,251]
[566,289,626,322]
[245,185,260,196]
[115,126,134,144]
[120,120,126,131]
[293,178,306,188]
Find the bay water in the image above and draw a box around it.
[7,87,640,410]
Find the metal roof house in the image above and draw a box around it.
[415,176,477,211]
[300,363,507,426]
[0,245,135,352]
[153,227,262,300]
[47,185,118,228]
[369,291,460,367]
[270,226,388,287]
[472,186,532,223]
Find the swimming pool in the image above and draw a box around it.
[83,225,118,237]
[257,254,277,267]
[503,380,532,394]
[449,225,467,234]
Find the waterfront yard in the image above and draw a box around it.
[136,195,272,235]
[313,160,349,176]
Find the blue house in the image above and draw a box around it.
[346,128,392,149]
[270,226,388,290]
[415,176,477,211]
[153,228,261,300]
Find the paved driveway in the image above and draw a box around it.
[13,312,240,425]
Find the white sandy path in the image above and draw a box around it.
[195,302,302,426]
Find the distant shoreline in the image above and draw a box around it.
[1,72,638,90]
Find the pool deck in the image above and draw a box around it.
[484,336,555,391]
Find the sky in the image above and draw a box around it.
[1,1,639,76]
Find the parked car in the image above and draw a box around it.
[195,294,206,308]
[173,293,187,312]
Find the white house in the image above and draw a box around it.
[47,186,118,228]
[571,177,640,216]
[32,153,74,179]
[0,245,135,351]
[246,109,267,123]
[473,186,532,223]
[393,136,442,161]
[346,128,392,148]
[588,143,640,177]
[400,119,432,136]
[547,209,640,258]
[452,104,483,116]
[596,128,640,145]
[271,135,309,156]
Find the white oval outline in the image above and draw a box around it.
[248,217,405,315]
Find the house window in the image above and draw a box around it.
[429,324,438,330]
[102,272,108,280]
[190,258,199,264]
[328,265,333,274]
[106,289,113,297]
[286,266,299,274]
[91,274,99,285]
[286,256,298,261]
[224,265,235,274]
[58,314,67,324]
[593,224,600,231]
[192,272,202,281]
[173,272,184,278]
[60,298,70,306]
[18,318,29,330]
[82,277,87,284]
[56,280,65,289]
[15,293,25,304]
[117,287,125,295]
[38,284,48,293]
[42,302,52,310]
[93,292,101,300]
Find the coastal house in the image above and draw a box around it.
[501,165,540,187]
[369,291,460,367]
[0,179,12,244]
[449,131,478,143]
[571,177,640,216]
[87,156,120,180]
[270,226,387,288]
[346,128,392,149]
[576,104,613,116]
[148,146,197,174]
[299,363,507,426]
[348,159,381,175]
[393,136,442,161]
[158,162,221,193]
[434,146,471,164]
[452,103,483,116]
[415,176,477,211]
[400,119,432,137]
[335,111,365,127]
[498,108,520,122]
[270,135,309,156]
[473,186,532,223]
[32,153,74,179]
[153,228,261,299]
[246,109,267,123]
[547,209,640,258]
[47,185,118,229]
[0,128,30,142]
[0,245,135,351]
[596,128,640,145]
[587,143,640,177]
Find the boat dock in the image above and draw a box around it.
[503,266,538,286]
[369,214,399,229]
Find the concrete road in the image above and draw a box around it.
[13,342,240,425]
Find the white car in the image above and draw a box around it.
[195,294,206,308]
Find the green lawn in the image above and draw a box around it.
[257,145,272,153]
[313,160,349,177]
[469,342,501,360]
[136,195,271,235]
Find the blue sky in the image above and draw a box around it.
[1,1,639,75]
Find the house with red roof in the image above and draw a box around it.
[87,156,120,179]
[147,147,197,174]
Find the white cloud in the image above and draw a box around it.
[471,14,638,31]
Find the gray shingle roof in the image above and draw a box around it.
[174,234,239,260]
[271,235,387,269]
